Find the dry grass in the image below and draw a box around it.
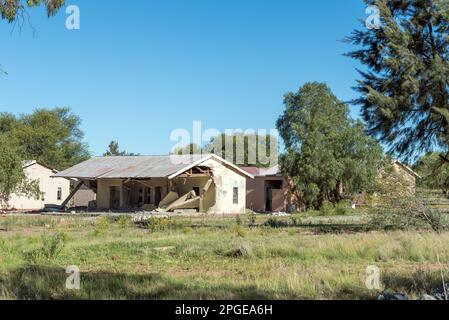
[0,214,447,300]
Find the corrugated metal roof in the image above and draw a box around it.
[53,154,211,179]
[53,154,254,180]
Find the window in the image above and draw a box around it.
[233,187,239,204]
[57,188,62,201]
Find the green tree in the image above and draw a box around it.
[104,141,138,156]
[0,0,65,23]
[414,152,449,192]
[205,133,278,168]
[171,143,202,156]
[276,82,384,209]
[0,112,18,133]
[346,0,449,159]
[0,108,90,170]
[0,135,40,210]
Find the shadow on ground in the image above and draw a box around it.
[0,266,287,300]
[0,266,440,300]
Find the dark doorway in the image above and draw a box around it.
[110,186,121,210]
[265,180,283,212]
[265,187,273,212]
[193,187,200,197]
[155,187,162,207]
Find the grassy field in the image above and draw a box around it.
[0,213,448,300]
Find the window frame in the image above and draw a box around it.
[233,187,239,204]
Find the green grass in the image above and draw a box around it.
[0,214,448,300]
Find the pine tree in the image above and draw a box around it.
[346,0,449,159]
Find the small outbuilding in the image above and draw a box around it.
[54,154,253,214]
[242,165,301,213]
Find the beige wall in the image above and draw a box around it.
[71,184,96,207]
[246,176,303,212]
[8,163,70,211]
[201,158,247,214]
[97,179,122,209]
[393,163,417,194]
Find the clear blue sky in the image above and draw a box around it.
[0,0,368,156]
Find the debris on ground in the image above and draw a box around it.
[378,292,409,300]
[270,212,291,217]
[378,285,449,300]
[154,191,200,213]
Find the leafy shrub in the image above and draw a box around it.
[248,213,257,226]
[24,232,67,265]
[335,202,350,216]
[235,215,242,226]
[290,216,302,226]
[225,242,253,258]
[98,216,111,228]
[236,226,247,238]
[116,215,132,229]
[320,201,335,216]
[263,218,290,228]
[145,217,175,232]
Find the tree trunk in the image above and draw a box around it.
[337,181,344,198]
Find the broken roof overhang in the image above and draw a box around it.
[241,165,282,177]
[52,154,254,180]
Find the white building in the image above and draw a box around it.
[8,161,71,212]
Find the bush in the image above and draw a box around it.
[315,201,351,216]
[116,215,132,229]
[263,218,290,228]
[94,216,110,235]
[24,232,67,265]
[145,217,174,232]
[225,242,253,258]
[236,226,247,238]
[290,216,302,226]
[320,201,335,216]
[235,215,242,226]
[248,213,257,226]
[335,202,350,216]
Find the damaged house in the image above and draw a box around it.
[53,154,253,214]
